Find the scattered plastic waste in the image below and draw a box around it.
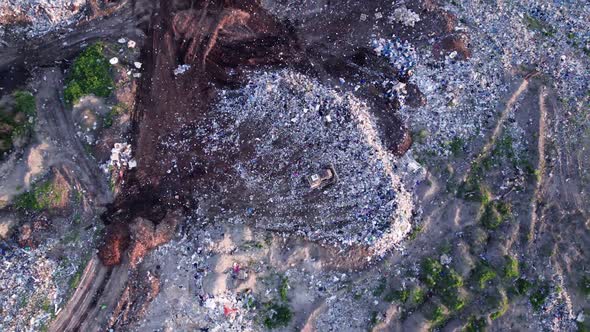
[174,64,191,76]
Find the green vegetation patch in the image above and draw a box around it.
[480,200,511,231]
[369,311,381,328]
[529,283,550,311]
[577,310,590,332]
[279,276,289,302]
[439,287,465,312]
[463,316,487,332]
[421,258,444,287]
[457,165,491,204]
[512,278,532,296]
[384,288,409,303]
[13,90,36,117]
[524,15,556,37]
[429,305,447,328]
[473,261,497,289]
[407,225,423,241]
[448,136,465,156]
[64,43,114,104]
[0,90,36,155]
[14,180,64,211]
[420,257,465,311]
[411,286,426,305]
[489,291,509,320]
[414,129,429,144]
[581,275,590,296]
[103,103,127,128]
[480,203,502,230]
[262,303,292,329]
[503,256,519,280]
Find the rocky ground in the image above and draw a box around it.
[0,0,589,331]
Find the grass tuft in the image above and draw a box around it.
[64,43,114,104]
[263,303,292,329]
[503,256,519,279]
[14,180,64,211]
[473,261,497,289]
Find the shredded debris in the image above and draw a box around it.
[0,0,86,38]
[107,143,136,170]
[389,6,421,27]
[173,64,191,76]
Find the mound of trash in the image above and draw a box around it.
[0,0,86,39]
[200,70,415,255]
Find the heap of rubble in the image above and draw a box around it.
[0,0,86,39]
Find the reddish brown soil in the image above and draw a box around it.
[99,0,303,264]
[98,222,130,265]
[433,33,471,60]
[108,269,161,329]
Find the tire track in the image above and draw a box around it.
[528,85,548,243]
[465,71,539,182]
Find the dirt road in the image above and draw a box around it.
[49,256,130,332]
[35,68,112,205]
[0,3,144,80]
[0,69,112,206]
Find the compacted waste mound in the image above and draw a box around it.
[197,70,413,253]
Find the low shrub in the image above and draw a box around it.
[64,43,113,104]
[530,284,550,311]
[473,261,497,289]
[263,303,292,329]
[503,256,519,279]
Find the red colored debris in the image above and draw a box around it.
[224,305,238,316]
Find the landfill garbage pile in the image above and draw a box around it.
[405,0,590,159]
[389,6,421,28]
[0,244,61,332]
[107,142,136,170]
[136,230,258,332]
[372,37,418,107]
[0,0,86,40]
[198,70,415,255]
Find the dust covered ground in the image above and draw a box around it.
[0,0,589,332]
